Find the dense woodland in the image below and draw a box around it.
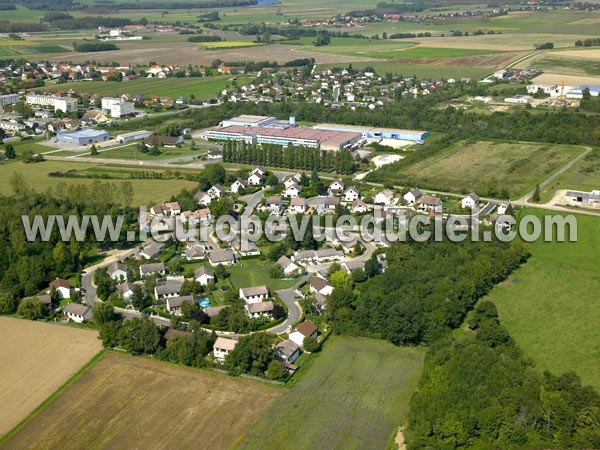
[408,302,600,449]
[326,239,530,345]
[0,175,136,308]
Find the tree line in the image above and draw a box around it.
[221,140,355,174]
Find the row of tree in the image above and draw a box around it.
[221,140,356,174]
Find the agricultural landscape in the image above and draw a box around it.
[1,0,600,448]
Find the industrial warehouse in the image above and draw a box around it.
[204,115,429,150]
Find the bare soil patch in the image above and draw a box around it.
[2,352,281,450]
[0,317,102,436]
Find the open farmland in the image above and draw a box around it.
[481,209,600,391]
[370,140,584,198]
[40,75,252,99]
[236,336,425,450]
[2,352,281,450]
[0,160,198,205]
[0,317,102,437]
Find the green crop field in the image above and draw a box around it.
[330,61,492,80]
[370,140,584,198]
[527,54,600,77]
[201,41,261,49]
[0,160,197,205]
[236,336,425,450]
[39,76,253,99]
[481,209,600,391]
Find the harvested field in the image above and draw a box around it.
[36,42,372,66]
[0,317,102,436]
[555,49,600,59]
[399,51,525,67]
[2,352,281,450]
[532,72,600,85]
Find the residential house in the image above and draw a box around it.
[208,249,237,266]
[461,193,480,209]
[231,178,248,194]
[328,179,345,196]
[154,279,183,300]
[283,182,302,198]
[289,197,307,214]
[164,201,181,216]
[247,168,264,185]
[314,248,344,261]
[245,300,274,318]
[277,255,301,276]
[139,262,166,277]
[351,199,369,214]
[310,277,334,296]
[150,204,165,216]
[49,278,71,299]
[498,202,510,215]
[63,303,92,323]
[194,191,212,206]
[341,260,365,273]
[231,239,261,257]
[404,188,423,205]
[291,250,317,263]
[23,294,53,310]
[266,196,283,214]
[120,281,135,301]
[208,184,225,199]
[194,266,215,286]
[276,339,301,363]
[204,305,227,319]
[140,242,165,259]
[166,295,195,316]
[418,196,443,212]
[144,134,183,148]
[214,337,237,361]
[374,189,395,205]
[239,285,269,304]
[343,187,360,203]
[283,173,302,189]
[107,262,128,281]
[185,241,208,260]
[289,320,318,348]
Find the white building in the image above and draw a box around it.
[26,94,77,112]
[239,285,269,304]
[0,94,19,108]
[461,193,480,209]
[116,130,151,143]
[214,337,238,361]
[63,303,92,323]
[101,97,135,118]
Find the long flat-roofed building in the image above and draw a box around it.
[205,125,361,151]
[313,123,429,143]
[221,115,277,128]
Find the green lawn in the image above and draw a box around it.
[370,140,584,198]
[236,336,425,450]
[228,258,298,291]
[40,76,253,100]
[482,209,600,390]
[94,143,208,161]
[0,160,197,205]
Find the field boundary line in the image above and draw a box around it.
[0,349,106,445]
